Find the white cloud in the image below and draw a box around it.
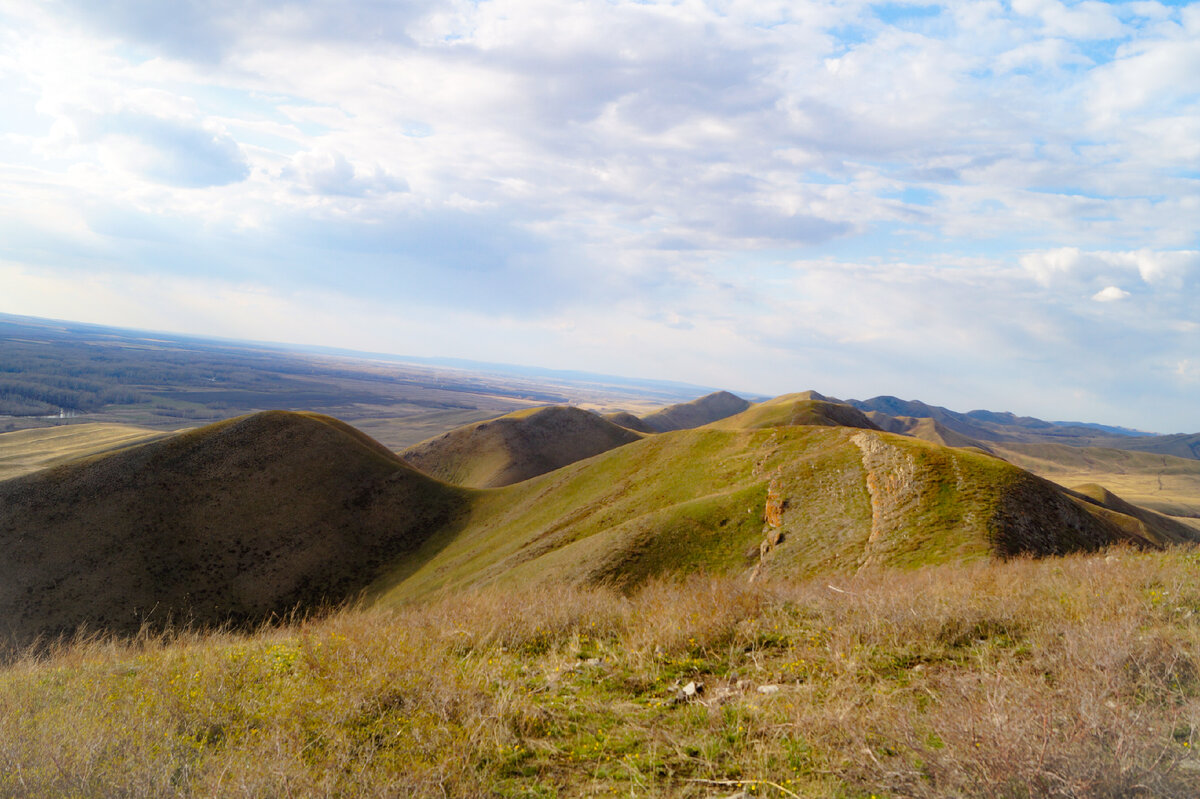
[1092,285,1130,302]
[2,0,1200,431]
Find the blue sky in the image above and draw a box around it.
[1,0,1198,431]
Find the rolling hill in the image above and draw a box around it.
[0,411,466,650]
[401,405,641,487]
[601,410,655,433]
[638,390,750,432]
[708,393,880,431]
[377,420,1169,604]
[2,396,1196,651]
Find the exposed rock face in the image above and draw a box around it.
[750,477,788,581]
[852,432,922,572]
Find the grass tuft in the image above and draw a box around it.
[3,548,1200,796]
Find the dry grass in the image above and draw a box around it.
[0,423,168,481]
[4,548,1200,797]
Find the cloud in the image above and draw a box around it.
[1021,247,1200,290]
[92,111,250,187]
[1092,285,1130,302]
[4,0,1200,432]
[284,149,408,197]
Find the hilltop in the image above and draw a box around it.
[3,393,1198,651]
[401,405,641,487]
[708,393,879,431]
[639,390,750,432]
[0,411,466,649]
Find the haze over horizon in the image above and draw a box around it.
[2,0,1198,432]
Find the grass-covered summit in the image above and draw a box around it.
[0,411,466,650]
[401,405,641,488]
[3,395,1196,651]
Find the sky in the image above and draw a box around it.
[1,0,1198,432]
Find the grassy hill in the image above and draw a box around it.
[4,399,1200,795]
[639,390,750,432]
[377,422,1167,603]
[3,400,1195,654]
[708,394,880,431]
[401,405,642,488]
[0,411,467,650]
[602,411,655,433]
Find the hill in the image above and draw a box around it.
[638,390,750,432]
[378,424,1169,601]
[401,405,641,488]
[709,394,880,431]
[845,394,1199,456]
[4,398,1195,652]
[0,411,466,650]
[602,411,655,433]
[993,441,1200,520]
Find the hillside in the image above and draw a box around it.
[602,411,655,433]
[0,422,169,481]
[0,411,467,650]
[4,397,1195,653]
[378,423,1167,602]
[709,394,880,431]
[994,441,1200,520]
[639,390,750,432]
[6,552,1200,798]
[401,405,641,488]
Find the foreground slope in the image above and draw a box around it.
[401,405,641,487]
[7,552,1200,798]
[0,411,466,649]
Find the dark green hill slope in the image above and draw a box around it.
[639,390,750,432]
[602,411,655,433]
[0,411,466,650]
[401,405,641,488]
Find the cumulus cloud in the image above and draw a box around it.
[92,112,250,187]
[1092,285,1130,302]
[284,150,408,197]
[3,0,1200,430]
[1022,248,1200,291]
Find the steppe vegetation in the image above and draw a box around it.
[4,549,1200,798]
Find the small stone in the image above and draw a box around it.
[678,680,704,701]
[757,684,781,695]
